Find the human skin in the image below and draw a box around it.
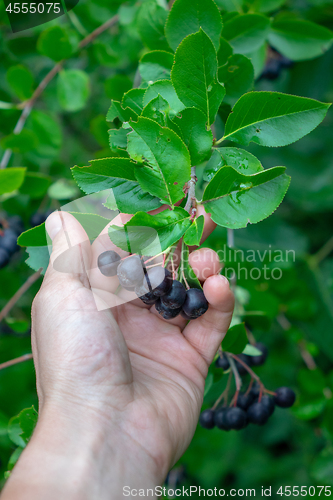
[1,210,234,500]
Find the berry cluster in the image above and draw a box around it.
[200,342,296,431]
[260,47,293,81]
[97,250,209,320]
[200,385,296,431]
[0,216,24,270]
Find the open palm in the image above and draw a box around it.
[32,211,234,481]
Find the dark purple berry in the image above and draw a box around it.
[0,248,10,269]
[0,229,18,254]
[155,299,182,320]
[199,409,215,429]
[236,391,255,411]
[182,288,208,320]
[247,402,269,425]
[215,354,230,371]
[260,59,281,80]
[274,387,296,408]
[98,250,121,277]
[249,382,261,399]
[180,310,191,321]
[251,342,268,366]
[223,407,247,430]
[261,395,275,416]
[161,280,186,309]
[214,408,229,430]
[8,216,24,235]
[117,255,144,287]
[135,282,158,305]
[141,266,172,297]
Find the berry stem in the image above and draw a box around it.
[0,353,33,371]
[227,354,242,401]
[212,371,232,410]
[230,353,262,384]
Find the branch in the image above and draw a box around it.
[0,14,119,170]
[0,269,42,323]
[0,353,33,371]
[184,166,197,218]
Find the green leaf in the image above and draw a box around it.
[26,110,62,159]
[171,29,225,127]
[5,318,29,334]
[104,74,132,101]
[57,70,90,112]
[311,448,333,486]
[203,165,290,228]
[165,0,223,51]
[139,51,174,83]
[109,208,191,255]
[0,168,26,195]
[222,323,248,354]
[293,399,326,420]
[137,0,170,51]
[222,92,331,147]
[19,172,51,199]
[242,344,262,356]
[106,101,137,123]
[109,128,128,150]
[268,19,333,62]
[204,147,263,181]
[127,117,191,206]
[141,95,170,126]
[215,0,243,10]
[72,158,162,213]
[37,26,77,62]
[1,130,38,153]
[8,406,38,448]
[18,223,48,247]
[217,37,233,67]
[48,179,79,200]
[24,246,49,274]
[7,447,24,472]
[170,108,213,164]
[143,80,185,116]
[218,54,254,104]
[122,88,145,115]
[181,242,202,289]
[222,14,270,54]
[6,65,34,100]
[255,0,286,13]
[183,215,205,246]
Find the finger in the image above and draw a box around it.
[44,211,91,283]
[182,275,234,364]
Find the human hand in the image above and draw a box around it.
[2,209,234,500]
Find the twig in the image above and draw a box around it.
[0,14,119,170]
[184,166,197,218]
[298,340,317,370]
[312,236,333,266]
[0,269,42,323]
[0,353,33,371]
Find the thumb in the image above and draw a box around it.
[45,211,91,278]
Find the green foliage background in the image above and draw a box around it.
[1,0,333,495]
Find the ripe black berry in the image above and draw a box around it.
[98,250,121,277]
[135,283,158,305]
[0,229,18,254]
[274,387,296,408]
[214,408,229,430]
[199,409,215,429]
[261,395,275,416]
[236,391,255,411]
[161,280,186,309]
[182,288,208,320]
[155,299,182,320]
[247,402,269,425]
[223,407,247,430]
[215,354,230,371]
[117,255,144,288]
[0,248,10,269]
[261,59,281,80]
[251,342,268,366]
[8,216,24,235]
[141,266,172,297]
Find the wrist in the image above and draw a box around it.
[2,401,161,500]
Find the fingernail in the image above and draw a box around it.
[45,211,63,241]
